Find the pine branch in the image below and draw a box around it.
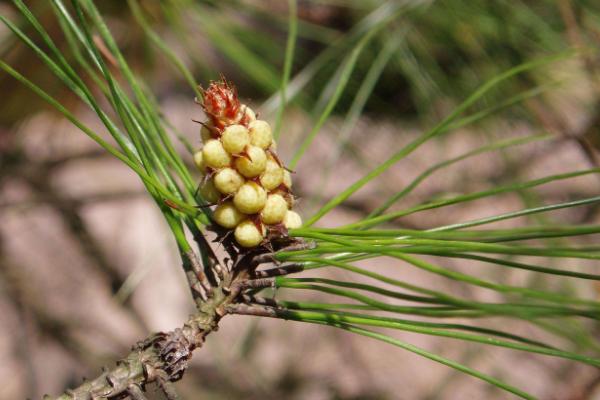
[46,285,229,399]
[44,240,309,399]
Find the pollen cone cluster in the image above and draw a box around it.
[194,80,301,248]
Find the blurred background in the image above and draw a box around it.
[2,0,600,399]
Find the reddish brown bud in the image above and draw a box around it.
[202,79,241,128]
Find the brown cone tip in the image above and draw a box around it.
[202,79,240,128]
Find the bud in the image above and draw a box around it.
[249,120,273,149]
[213,201,245,228]
[282,169,292,189]
[271,189,294,209]
[198,78,301,248]
[221,124,250,154]
[234,181,267,214]
[193,150,206,173]
[202,80,240,125]
[283,210,302,229]
[235,145,267,178]
[234,220,265,248]
[202,139,231,169]
[261,194,288,224]
[260,156,284,190]
[214,167,245,195]
[199,178,220,204]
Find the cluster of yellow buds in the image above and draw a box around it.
[193,79,302,248]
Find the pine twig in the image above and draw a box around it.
[46,290,226,399]
[45,241,305,399]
